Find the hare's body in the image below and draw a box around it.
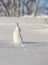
[13,24,23,45]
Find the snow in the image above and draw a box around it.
[24,15,48,18]
[36,15,48,18]
[0,23,48,42]
[0,17,48,65]
[0,42,48,65]
[0,17,48,42]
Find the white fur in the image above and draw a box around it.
[13,25,23,45]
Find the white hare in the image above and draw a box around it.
[13,23,23,45]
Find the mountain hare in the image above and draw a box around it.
[13,23,23,45]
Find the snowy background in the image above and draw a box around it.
[0,17,48,42]
[0,17,48,65]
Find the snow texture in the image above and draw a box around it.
[0,42,48,65]
[0,17,48,42]
[0,17,48,65]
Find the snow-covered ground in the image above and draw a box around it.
[0,42,48,65]
[0,17,48,42]
[0,23,48,42]
[0,17,48,65]
[24,15,48,18]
